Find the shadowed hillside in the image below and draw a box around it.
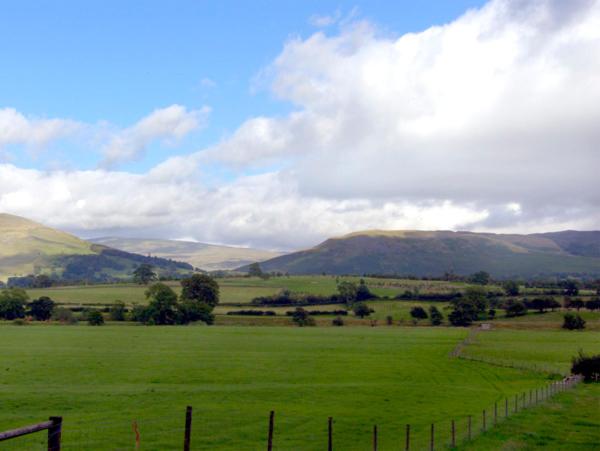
[0,213,192,282]
[244,230,600,278]
[90,237,282,271]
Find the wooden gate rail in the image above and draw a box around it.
[0,416,62,450]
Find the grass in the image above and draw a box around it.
[461,329,600,376]
[456,329,600,450]
[24,275,481,308]
[0,325,546,450]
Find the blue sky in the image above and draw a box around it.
[1,0,598,248]
[1,0,485,172]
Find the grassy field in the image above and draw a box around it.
[456,329,600,450]
[24,276,474,306]
[0,325,546,450]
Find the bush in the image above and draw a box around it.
[386,315,394,326]
[177,300,215,325]
[571,352,600,381]
[505,300,527,317]
[87,310,104,326]
[332,316,345,326]
[13,318,27,326]
[291,307,315,326]
[109,301,127,321]
[227,310,277,316]
[0,288,28,320]
[563,313,586,330]
[52,307,78,324]
[429,306,443,325]
[352,302,373,318]
[410,306,428,320]
[27,296,55,321]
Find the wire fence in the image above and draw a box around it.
[1,376,581,450]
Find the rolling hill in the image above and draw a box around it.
[89,237,282,271]
[244,230,600,279]
[0,213,193,282]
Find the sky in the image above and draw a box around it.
[1,0,599,250]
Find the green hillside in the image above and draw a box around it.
[90,236,282,271]
[0,213,193,282]
[248,230,600,278]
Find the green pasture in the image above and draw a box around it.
[24,276,477,307]
[0,325,546,450]
[457,329,600,450]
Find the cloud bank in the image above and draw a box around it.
[1,0,600,249]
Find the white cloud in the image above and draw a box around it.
[3,0,600,249]
[100,105,210,168]
[0,108,81,154]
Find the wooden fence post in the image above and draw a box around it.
[430,423,434,451]
[405,424,410,451]
[48,416,62,451]
[267,411,274,451]
[482,410,486,431]
[328,417,332,451]
[183,406,192,451]
[529,390,533,405]
[467,416,472,441]
[451,420,455,448]
[494,402,497,426]
[373,425,378,451]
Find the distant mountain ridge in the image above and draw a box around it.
[0,213,192,282]
[243,230,600,279]
[89,237,282,271]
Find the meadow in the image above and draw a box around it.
[0,325,547,450]
[458,329,600,450]
[24,276,473,306]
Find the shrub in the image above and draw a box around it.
[227,310,276,316]
[332,316,345,326]
[586,298,600,311]
[109,301,127,321]
[87,310,105,326]
[352,302,373,318]
[52,307,78,324]
[386,315,394,326]
[0,288,28,320]
[505,300,527,317]
[563,313,585,330]
[291,307,315,326]
[571,352,600,381]
[27,296,55,321]
[429,306,443,325]
[410,306,428,320]
[13,318,27,326]
[177,300,214,325]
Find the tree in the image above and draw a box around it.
[470,271,491,285]
[178,300,215,325]
[291,307,315,326]
[109,301,127,321]
[27,296,55,321]
[563,313,585,330]
[586,298,600,311]
[248,262,266,278]
[0,288,29,320]
[429,306,444,325]
[505,300,527,317]
[337,281,358,305]
[527,297,553,313]
[410,306,428,320]
[560,279,579,296]
[180,274,220,309]
[144,283,179,325]
[568,298,585,311]
[356,279,373,301]
[571,351,600,381]
[133,264,157,285]
[87,310,104,326]
[502,280,520,296]
[448,286,488,326]
[352,302,373,318]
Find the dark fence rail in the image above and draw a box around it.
[0,416,62,450]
